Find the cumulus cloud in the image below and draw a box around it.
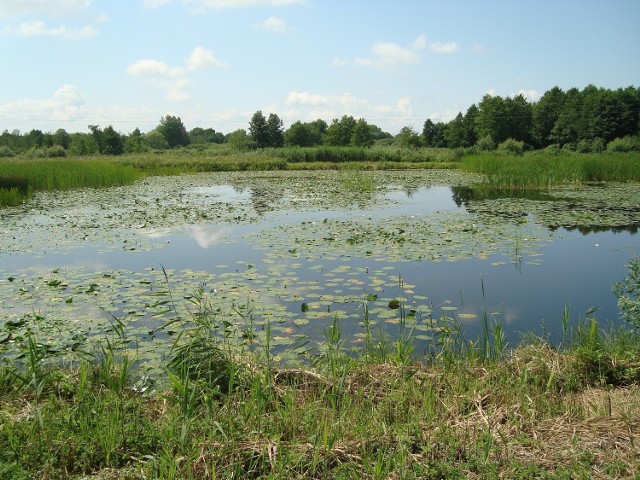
[186,46,228,70]
[127,47,227,102]
[354,40,420,70]
[338,34,457,72]
[285,91,368,108]
[428,41,458,54]
[518,89,542,102]
[0,0,91,18]
[256,16,287,33]
[0,84,87,127]
[7,20,97,39]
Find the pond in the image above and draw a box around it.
[1,170,639,372]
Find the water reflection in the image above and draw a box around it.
[450,185,552,207]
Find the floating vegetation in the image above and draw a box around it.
[1,169,639,373]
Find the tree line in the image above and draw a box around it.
[1,84,639,158]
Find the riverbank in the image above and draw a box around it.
[2,147,639,207]
[1,315,638,479]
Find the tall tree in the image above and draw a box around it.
[532,86,565,147]
[266,113,284,147]
[324,115,356,146]
[248,110,269,148]
[157,115,189,148]
[102,125,124,155]
[351,118,373,147]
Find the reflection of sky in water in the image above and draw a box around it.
[1,181,638,349]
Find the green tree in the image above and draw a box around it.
[52,128,71,150]
[68,133,99,156]
[395,126,423,148]
[189,127,225,144]
[285,121,315,147]
[503,94,532,143]
[324,115,356,146]
[351,118,373,147]
[444,112,467,148]
[102,125,124,155]
[124,128,147,153]
[227,129,252,151]
[422,119,448,147]
[157,115,189,148]
[88,125,105,153]
[266,113,284,147]
[248,110,269,148]
[532,86,565,148]
[550,87,582,146]
[143,130,169,150]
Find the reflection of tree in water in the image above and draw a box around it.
[452,185,640,235]
[249,184,286,215]
[551,224,639,235]
[450,185,550,208]
[401,185,419,199]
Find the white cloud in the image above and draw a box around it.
[396,96,412,115]
[128,47,227,102]
[256,16,287,33]
[341,34,459,71]
[285,91,368,108]
[0,84,87,127]
[7,20,97,39]
[127,59,185,77]
[518,89,542,102]
[428,41,458,54]
[354,41,420,71]
[0,0,91,18]
[186,46,228,70]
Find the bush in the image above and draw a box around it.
[576,138,606,153]
[607,135,640,153]
[0,146,15,157]
[498,138,524,155]
[476,135,495,151]
[45,145,67,158]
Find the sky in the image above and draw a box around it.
[0,0,639,136]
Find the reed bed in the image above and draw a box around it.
[461,152,640,189]
[0,159,142,206]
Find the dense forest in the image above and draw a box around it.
[1,84,639,158]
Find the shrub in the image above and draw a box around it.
[0,146,15,157]
[498,138,524,155]
[45,145,67,158]
[607,135,640,153]
[476,135,495,151]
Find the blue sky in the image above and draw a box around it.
[1,0,638,135]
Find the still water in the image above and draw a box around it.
[1,171,638,361]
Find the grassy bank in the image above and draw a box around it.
[1,306,638,479]
[2,148,640,207]
[461,152,640,189]
[0,159,142,206]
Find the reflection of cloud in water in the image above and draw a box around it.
[190,226,228,249]
[140,227,173,239]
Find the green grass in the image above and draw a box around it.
[1,298,638,479]
[0,159,143,206]
[461,151,640,189]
